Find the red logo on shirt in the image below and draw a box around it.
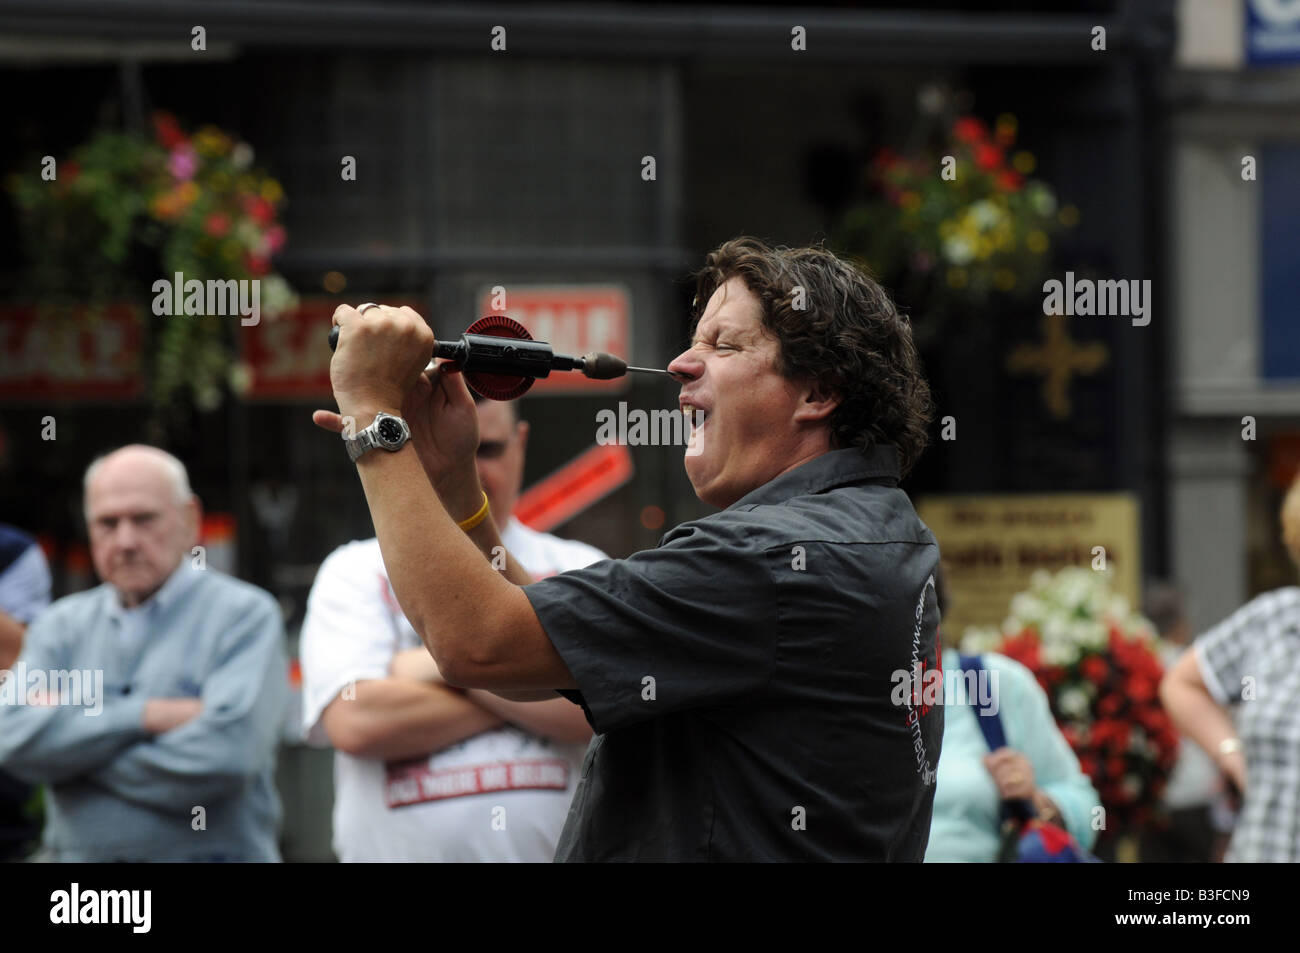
[383,758,570,809]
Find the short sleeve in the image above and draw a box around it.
[1193,593,1275,706]
[298,543,403,744]
[523,515,778,735]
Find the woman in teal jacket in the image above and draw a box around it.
[925,647,1102,862]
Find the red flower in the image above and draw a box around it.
[244,196,274,226]
[1127,676,1157,703]
[1081,655,1109,685]
[204,213,231,238]
[953,117,988,144]
[1091,719,1130,750]
[152,111,187,150]
[1097,694,1123,717]
[245,253,270,277]
[1002,633,1041,671]
[1043,664,1067,687]
[974,143,1003,172]
[872,147,899,170]
[996,169,1023,192]
[64,160,81,184]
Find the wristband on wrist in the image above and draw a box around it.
[457,491,490,531]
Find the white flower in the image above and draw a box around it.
[969,199,1003,230]
[1041,615,1068,647]
[1008,592,1042,626]
[232,142,254,171]
[942,236,975,266]
[959,626,1002,654]
[257,274,298,319]
[1028,183,1057,217]
[228,361,254,395]
[1042,641,1080,667]
[1058,687,1090,718]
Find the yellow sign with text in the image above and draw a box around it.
[918,494,1140,641]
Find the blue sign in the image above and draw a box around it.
[1260,145,1300,381]
[1247,0,1300,64]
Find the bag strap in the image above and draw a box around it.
[957,653,1034,823]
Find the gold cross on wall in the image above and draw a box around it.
[1005,314,1109,420]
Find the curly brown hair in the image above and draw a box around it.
[690,236,933,477]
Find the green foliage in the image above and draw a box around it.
[833,114,1078,345]
[7,113,297,425]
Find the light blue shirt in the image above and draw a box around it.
[0,563,287,861]
[925,649,1101,862]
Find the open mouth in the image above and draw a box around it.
[680,402,709,432]
[681,402,709,456]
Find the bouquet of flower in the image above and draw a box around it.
[961,567,1179,836]
[8,111,296,415]
[834,114,1076,345]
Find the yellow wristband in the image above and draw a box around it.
[457,490,490,531]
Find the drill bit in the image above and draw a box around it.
[626,366,695,383]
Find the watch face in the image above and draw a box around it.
[377,417,404,445]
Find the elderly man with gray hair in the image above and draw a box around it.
[0,445,287,862]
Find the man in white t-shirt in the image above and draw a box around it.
[301,395,604,861]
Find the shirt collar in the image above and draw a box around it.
[729,444,901,510]
[105,559,202,622]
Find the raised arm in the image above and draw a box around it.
[315,304,575,691]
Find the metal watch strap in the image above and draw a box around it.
[345,428,379,462]
[344,412,409,462]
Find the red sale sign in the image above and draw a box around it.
[239,298,422,399]
[0,304,143,400]
[475,285,631,395]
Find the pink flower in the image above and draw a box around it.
[168,144,199,181]
[264,224,286,254]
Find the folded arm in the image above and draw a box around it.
[87,596,288,815]
[320,677,503,761]
[0,613,148,784]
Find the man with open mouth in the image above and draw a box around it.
[315,235,941,861]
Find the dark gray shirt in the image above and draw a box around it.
[525,445,943,861]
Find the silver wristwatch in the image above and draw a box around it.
[344,412,411,462]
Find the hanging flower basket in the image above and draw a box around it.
[7,111,297,420]
[834,113,1078,347]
